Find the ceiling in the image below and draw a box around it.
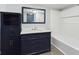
[33,4,73,10]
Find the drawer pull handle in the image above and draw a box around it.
[32,38,37,39]
[10,40,13,47]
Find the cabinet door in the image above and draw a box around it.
[1,35,20,55]
[31,37,51,54]
[11,36,20,55]
[40,37,50,50]
[21,37,32,54]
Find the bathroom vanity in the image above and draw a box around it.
[21,7,50,55]
[21,31,51,55]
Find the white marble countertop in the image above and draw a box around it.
[21,29,51,34]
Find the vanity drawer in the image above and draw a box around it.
[31,37,50,44]
[21,32,51,40]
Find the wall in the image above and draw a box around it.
[61,5,79,17]
[50,5,79,38]
[50,9,61,35]
[0,4,6,11]
[50,5,79,54]
[60,5,79,38]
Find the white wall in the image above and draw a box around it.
[0,4,6,11]
[50,9,61,35]
[50,5,79,55]
[50,5,79,37]
[60,5,79,38]
[61,5,79,17]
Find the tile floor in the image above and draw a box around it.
[40,46,64,55]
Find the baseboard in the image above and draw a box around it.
[51,43,66,55]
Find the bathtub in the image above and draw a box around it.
[51,33,79,55]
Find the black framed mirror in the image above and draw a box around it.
[22,7,46,24]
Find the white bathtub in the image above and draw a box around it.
[51,33,79,55]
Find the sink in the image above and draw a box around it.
[21,28,51,34]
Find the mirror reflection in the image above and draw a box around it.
[22,7,46,23]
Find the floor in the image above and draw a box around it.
[0,46,64,55]
[40,46,64,55]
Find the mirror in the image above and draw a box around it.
[22,7,46,24]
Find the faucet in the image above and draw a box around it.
[32,24,37,30]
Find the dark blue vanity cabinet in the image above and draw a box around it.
[21,32,51,55]
[0,12,21,55]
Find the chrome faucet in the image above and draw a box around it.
[32,24,37,30]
